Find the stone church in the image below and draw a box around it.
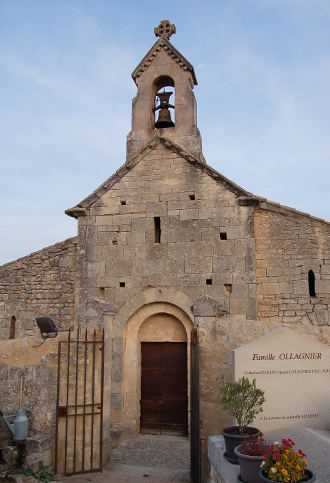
[0,20,329,482]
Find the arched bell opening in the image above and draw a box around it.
[153,75,175,129]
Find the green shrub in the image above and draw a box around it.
[220,377,265,433]
[24,460,55,482]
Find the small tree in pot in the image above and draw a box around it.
[220,377,265,463]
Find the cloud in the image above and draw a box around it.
[0,0,329,265]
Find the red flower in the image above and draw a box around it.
[274,453,280,460]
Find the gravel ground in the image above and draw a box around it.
[59,435,191,483]
[112,435,190,469]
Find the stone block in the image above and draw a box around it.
[213,240,234,256]
[230,283,248,299]
[95,215,113,225]
[2,445,18,465]
[26,434,51,453]
[229,298,250,315]
[10,476,38,483]
[112,337,123,354]
[23,449,52,472]
[232,271,256,284]
[191,295,227,317]
[162,227,202,243]
[176,273,204,287]
[212,256,233,273]
[185,255,212,274]
[201,228,219,242]
[111,393,122,410]
[111,363,122,383]
[211,273,233,285]
[112,214,132,226]
[105,260,132,277]
[126,231,146,245]
[179,208,199,220]
[208,436,239,483]
[293,280,308,295]
[262,282,280,295]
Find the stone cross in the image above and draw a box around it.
[154,20,176,39]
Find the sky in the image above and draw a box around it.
[1,0,329,265]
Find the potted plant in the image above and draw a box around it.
[234,433,267,483]
[259,438,315,482]
[220,377,265,463]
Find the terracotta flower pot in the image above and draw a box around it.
[234,444,264,483]
[221,426,260,463]
[259,468,315,483]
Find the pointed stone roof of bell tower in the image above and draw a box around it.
[131,20,197,86]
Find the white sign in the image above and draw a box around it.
[233,328,330,431]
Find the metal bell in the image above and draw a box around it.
[154,91,175,129]
[155,108,175,128]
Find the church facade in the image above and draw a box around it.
[0,20,329,481]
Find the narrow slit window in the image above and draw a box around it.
[98,287,105,299]
[154,217,161,243]
[220,232,227,240]
[9,316,16,340]
[308,270,316,297]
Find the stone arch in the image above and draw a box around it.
[111,289,194,440]
[153,75,175,129]
[113,287,194,330]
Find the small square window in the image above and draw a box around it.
[224,284,232,294]
[189,194,195,201]
[206,278,212,285]
[119,281,126,288]
[220,232,227,240]
[121,200,126,205]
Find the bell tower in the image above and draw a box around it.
[126,20,204,162]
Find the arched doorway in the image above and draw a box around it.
[121,302,192,439]
[139,313,188,435]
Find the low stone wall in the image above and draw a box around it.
[0,237,77,340]
[207,435,239,483]
[0,336,60,454]
[208,429,329,483]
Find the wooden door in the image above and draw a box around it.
[140,342,188,435]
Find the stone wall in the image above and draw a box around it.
[255,207,330,325]
[76,141,257,324]
[0,237,77,340]
[0,336,58,449]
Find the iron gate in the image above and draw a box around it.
[55,329,104,475]
[190,327,200,483]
